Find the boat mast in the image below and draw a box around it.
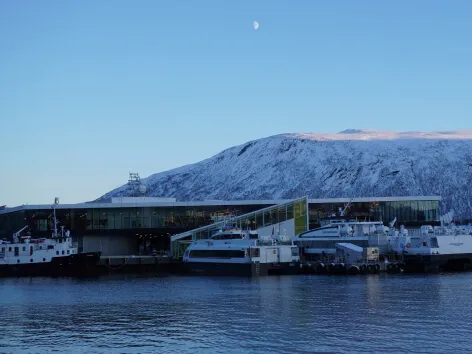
[53,197,59,237]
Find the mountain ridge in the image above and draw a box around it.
[99,129,472,219]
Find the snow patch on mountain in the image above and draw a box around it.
[99,130,472,219]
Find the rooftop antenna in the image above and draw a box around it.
[128,172,146,197]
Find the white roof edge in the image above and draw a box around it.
[0,196,441,215]
[308,196,442,203]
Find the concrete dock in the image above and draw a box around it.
[300,261,406,275]
[97,255,181,273]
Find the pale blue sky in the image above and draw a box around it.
[1,0,471,206]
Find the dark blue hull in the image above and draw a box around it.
[181,261,300,277]
[0,252,101,277]
[403,253,472,273]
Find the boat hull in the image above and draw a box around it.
[403,253,472,273]
[0,252,101,277]
[181,261,300,277]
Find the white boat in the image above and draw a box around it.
[388,224,472,272]
[0,199,100,277]
[292,219,390,262]
[182,226,300,276]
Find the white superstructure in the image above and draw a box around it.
[1,198,78,266]
[388,224,472,258]
[292,220,390,261]
[182,225,300,276]
[0,227,77,265]
[0,198,101,278]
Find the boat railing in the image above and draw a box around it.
[392,227,472,238]
[433,228,472,236]
[405,229,422,237]
[256,239,293,246]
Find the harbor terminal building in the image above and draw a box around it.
[0,196,441,257]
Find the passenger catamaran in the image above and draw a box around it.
[388,213,472,272]
[0,199,100,277]
[292,218,391,262]
[294,206,472,272]
[182,225,300,276]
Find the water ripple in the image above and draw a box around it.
[1,273,472,353]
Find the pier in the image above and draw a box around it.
[300,260,405,275]
[97,255,181,273]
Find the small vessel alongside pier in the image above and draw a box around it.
[297,216,472,275]
[0,199,101,277]
[181,226,300,276]
[389,224,472,273]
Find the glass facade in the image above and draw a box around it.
[188,198,308,242]
[0,204,267,239]
[0,198,439,243]
[171,197,309,258]
[307,200,440,228]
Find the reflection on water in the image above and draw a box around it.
[1,273,472,353]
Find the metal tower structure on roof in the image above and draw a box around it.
[127,172,147,197]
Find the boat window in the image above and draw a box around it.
[8,247,12,252]
[429,237,439,248]
[56,251,59,255]
[17,259,20,263]
[30,259,33,263]
[62,250,65,255]
[189,249,245,258]
[212,233,243,240]
[301,226,339,237]
[14,247,19,257]
[67,250,70,254]
[43,258,46,262]
[30,246,33,256]
[250,248,260,257]
[48,245,54,250]
[411,237,421,247]
[22,246,26,251]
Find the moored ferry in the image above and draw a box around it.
[182,226,300,276]
[292,219,391,262]
[388,224,472,272]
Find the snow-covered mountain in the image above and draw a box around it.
[99,129,472,219]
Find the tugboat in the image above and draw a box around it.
[0,199,101,277]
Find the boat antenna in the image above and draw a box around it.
[340,197,354,217]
